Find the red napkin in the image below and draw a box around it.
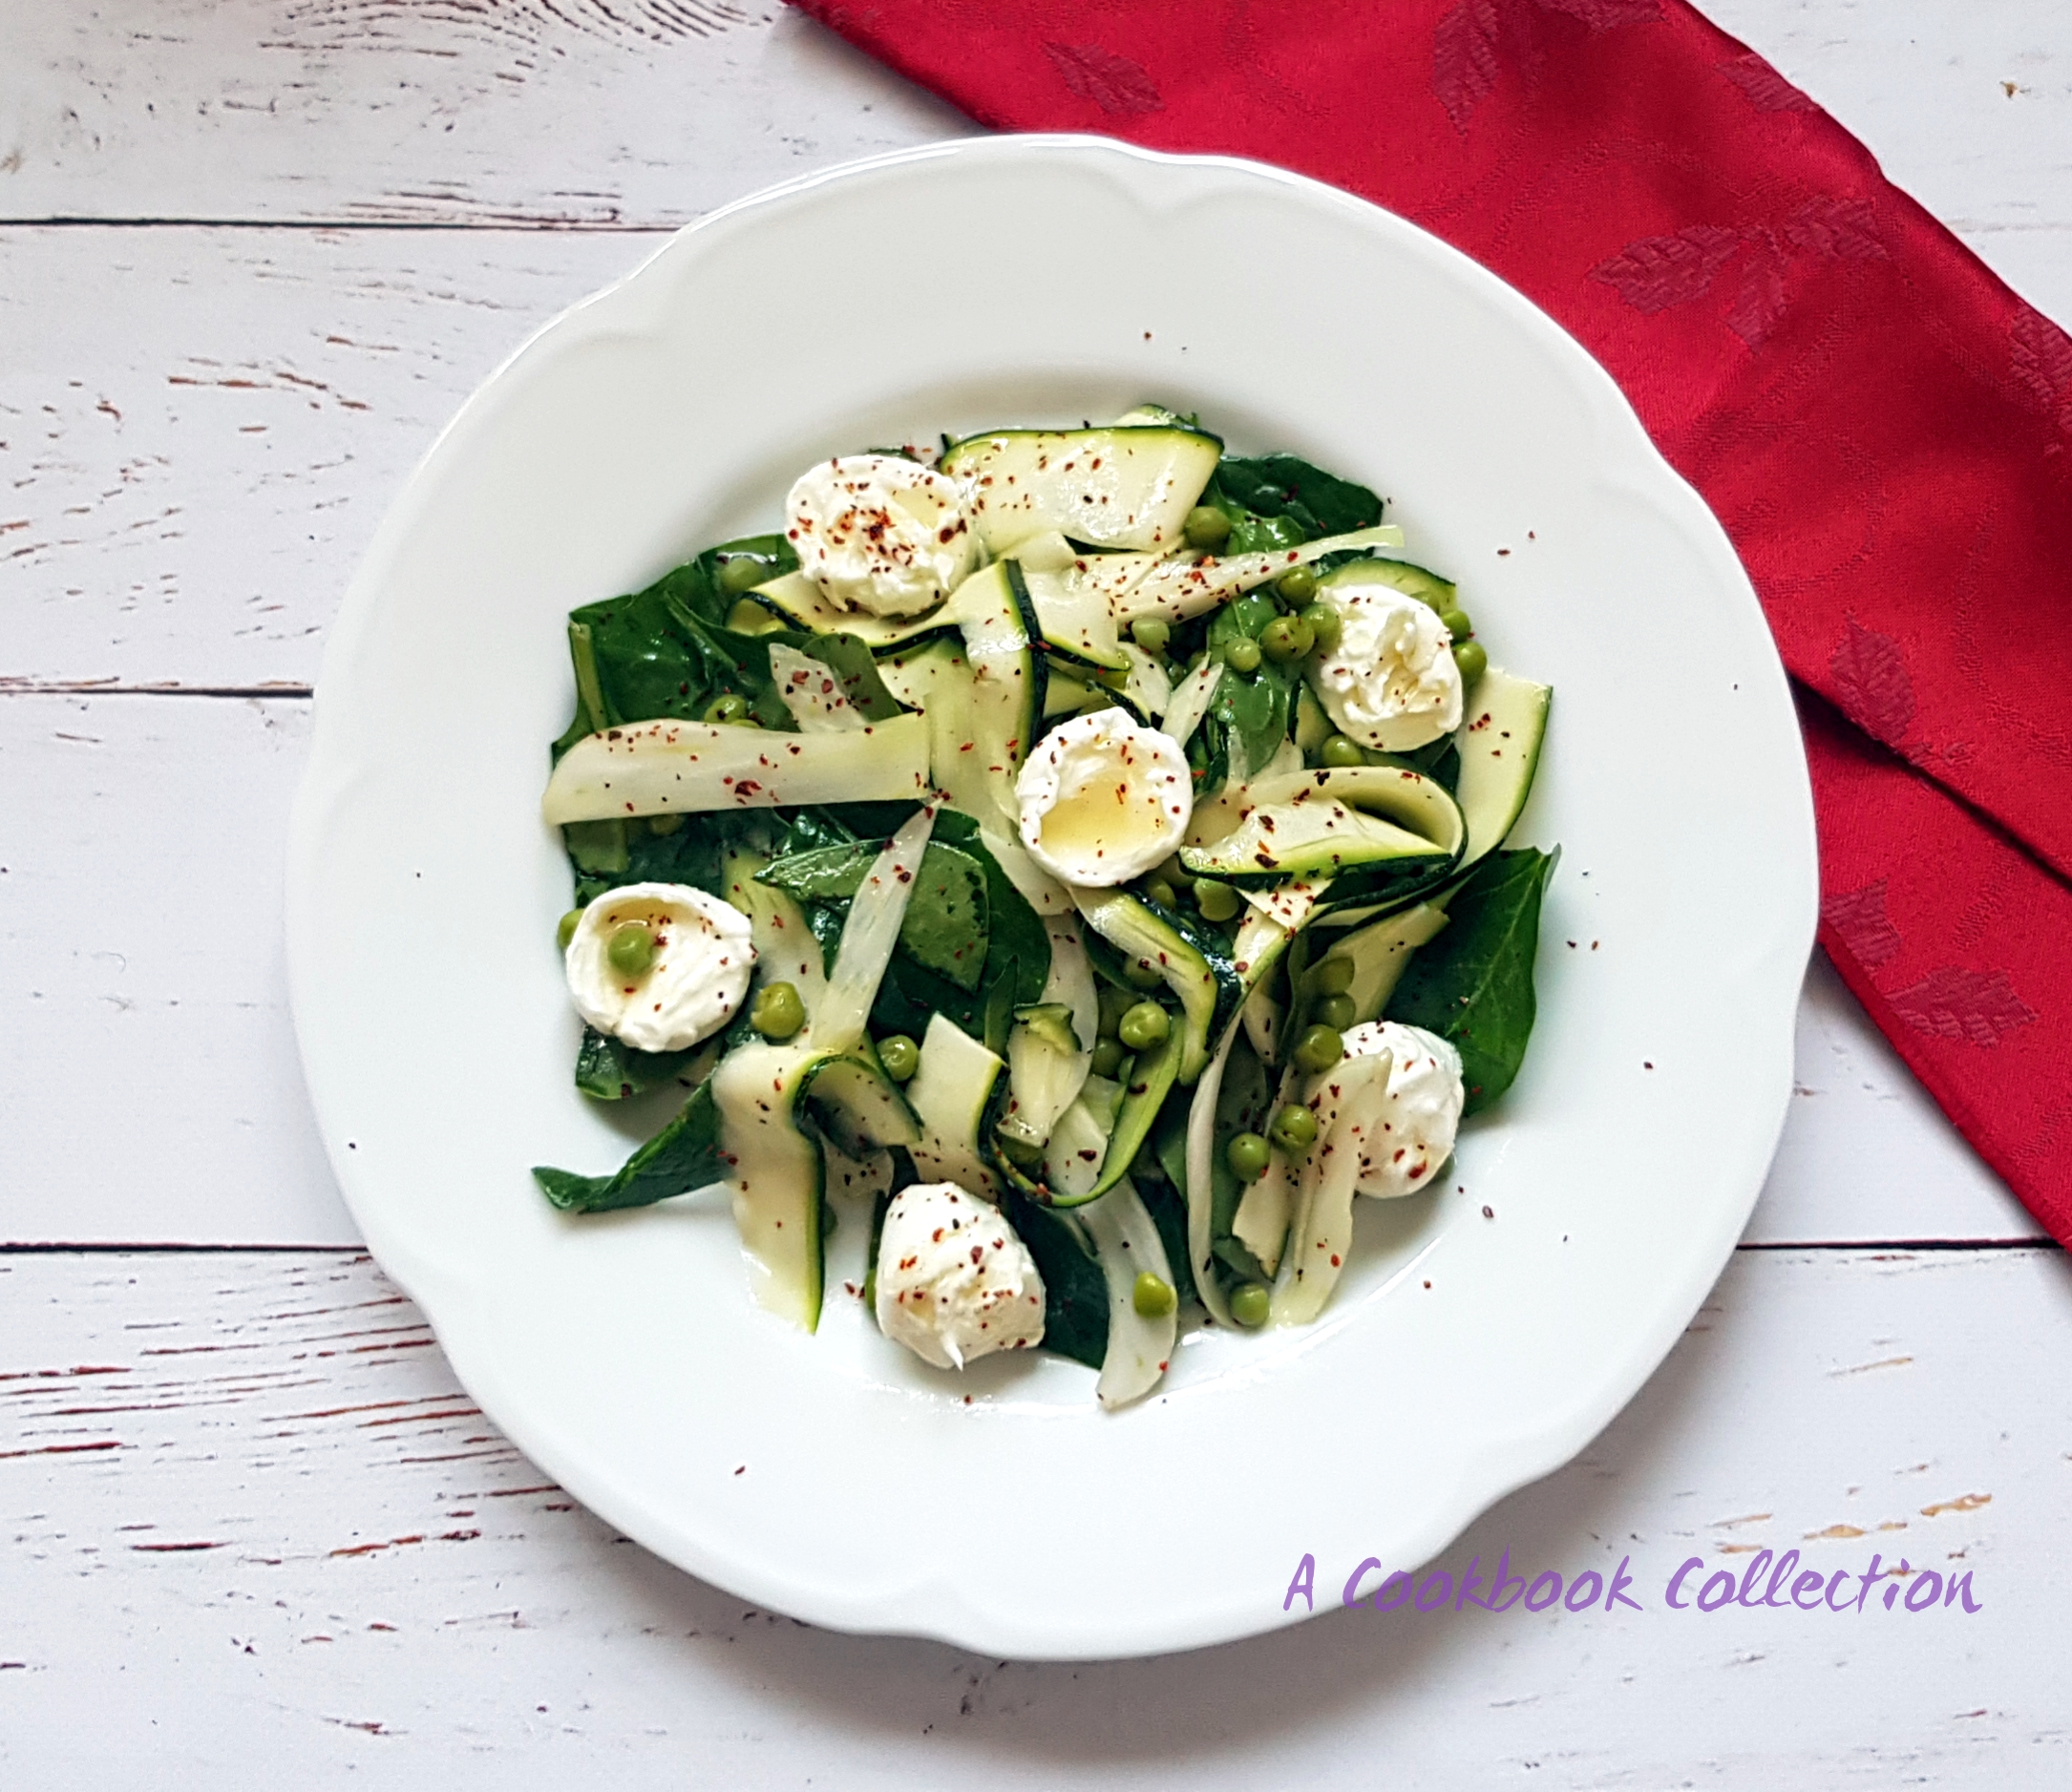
[791,0,2072,1246]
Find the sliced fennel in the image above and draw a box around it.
[1112,524,1406,623]
[1080,1177,1178,1410]
[812,805,935,1054]
[906,1013,1007,1202]
[1270,1047,1394,1327]
[767,642,868,732]
[543,712,930,822]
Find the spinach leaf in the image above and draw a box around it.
[567,807,753,903]
[1003,1188,1107,1370]
[758,839,991,992]
[533,1079,726,1212]
[778,807,857,855]
[868,819,1048,1042]
[1227,513,1307,556]
[574,1027,705,1102]
[1385,847,1557,1115]
[933,812,1050,1003]
[551,534,807,748]
[792,632,908,724]
[1213,453,1385,539]
[1191,592,1296,791]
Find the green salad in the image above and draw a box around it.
[535,407,1554,1408]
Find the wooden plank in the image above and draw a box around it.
[0,226,643,691]
[1,690,2040,1247]
[0,1245,2062,1781]
[1750,953,2040,1243]
[0,2,2065,319]
[0,1,967,228]
[1704,0,2072,319]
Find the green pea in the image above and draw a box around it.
[647,812,685,836]
[1183,505,1232,551]
[607,921,656,979]
[1453,640,1489,688]
[1312,992,1357,1033]
[1259,616,1314,664]
[556,908,584,953]
[1438,608,1473,643]
[1223,636,1262,675]
[1118,1001,1171,1052]
[1123,955,1165,990]
[1292,1023,1344,1075]
[1299,601,1341,653]
[718,555,767,596]
[1158,854,1195,891]
[1321,733,1366,770]
[705,693,751,725]
[1226,1130,1271,1182]
[1271,1101,1320,1152]
[1090,1038,1127,1079]
[1132,1271,1178,1318]
[1195,878,1243,923]
[1277,565,1318,605]
[1143,876,1177,912]
[877,1033,920,1084]
[1310,954,1356,997]
[751,980,805,1042]
[1131,618,1172,656]
[1229,1282,1272,1329]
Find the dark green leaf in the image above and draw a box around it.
[791,633,908,723]
[758,839,991,992]
[755,839,886,902]
[934,812,1049,1010]
[778,807,857,855]
[573,1027,704,1102]
[552,534,801,744]
[567,808,755,905]
[1213,453,1384,538]
[1386,847,1557,1115]
[1227,513,1307,555]
[1135,1085,1199,1308]
[1194,593,1295,789]
[533,1080,726,1213]
[1003,1189,1107,1370]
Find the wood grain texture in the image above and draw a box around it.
[1,1246,2065,1784]
[0,4,2065,324]
[0,1,966,227]
[0,227,641,690]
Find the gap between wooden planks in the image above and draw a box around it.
[0,1244,2064,1784]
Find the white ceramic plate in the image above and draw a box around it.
[287,136,1815,1659]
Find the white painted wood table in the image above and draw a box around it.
[3,4,2067,1783]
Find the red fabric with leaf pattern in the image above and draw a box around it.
[789,0,2072,1244]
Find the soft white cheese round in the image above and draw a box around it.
[1343,1021,1466,1198]
[1015,706,1194,889]
[875,1182,1046,1370]
[786,453,977,619]
[1306,584,1464,750]
[564,881,755,1054]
